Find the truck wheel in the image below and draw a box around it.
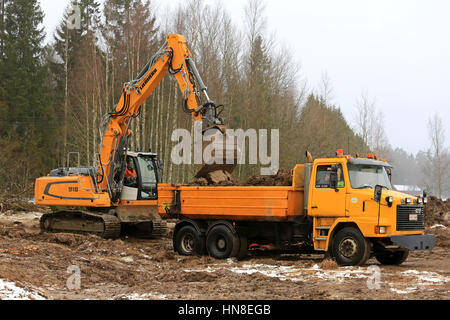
[375,249,409,265]
[206,225,238,259]
[174,225,204,256]
[332,227,371,266]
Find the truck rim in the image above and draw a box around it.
[216,237,227,251]
[339,237,358,258]
[181,233,195,253]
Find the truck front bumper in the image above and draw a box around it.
[390,234,435,251]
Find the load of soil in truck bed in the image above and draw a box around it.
[188,169,293,187]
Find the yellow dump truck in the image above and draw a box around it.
[158,151,434,266]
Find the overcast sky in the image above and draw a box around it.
[40,0,450,156]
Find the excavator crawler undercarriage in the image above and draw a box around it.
[40,210,168,239]
[40,211,121,238]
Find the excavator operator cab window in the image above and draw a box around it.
[136,155,158,200]
[124,157,138,188]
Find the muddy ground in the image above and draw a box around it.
[0,208,448,300]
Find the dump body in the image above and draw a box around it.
[158,184,304,221]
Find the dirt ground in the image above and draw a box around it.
[0,208,448,300]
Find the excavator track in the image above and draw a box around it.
[40,210,121,239]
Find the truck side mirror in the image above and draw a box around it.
[386,167,392,182]
[158,159,164,169]
[374,185,383,202]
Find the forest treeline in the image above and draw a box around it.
[0,0,448,198]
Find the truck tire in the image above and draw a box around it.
[375,249,409,265]
[236,235,248,260]
[332,227,371,266]
[174,225,205,256]
[206,225,238,259]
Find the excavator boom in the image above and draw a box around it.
[98,34,235,198]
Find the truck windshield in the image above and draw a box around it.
[347,164,392,190]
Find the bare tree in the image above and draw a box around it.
[244,0,267,45]
[353,91,388,154]
[425,113,450,198]
[318,71,334,104]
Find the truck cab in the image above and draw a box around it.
[307,151,434,265]
[158,150,434,266]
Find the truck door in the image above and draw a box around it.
[309,164,346,217]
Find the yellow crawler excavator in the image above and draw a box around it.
[34,34,236,238]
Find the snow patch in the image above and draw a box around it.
[430,224,447,229]
[401,270,449,284]
[0,279,46,300]
[185,263,449,292]
[390,287,417,294]
[185,263,373,283]
[116,292,168,300]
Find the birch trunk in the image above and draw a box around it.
[159,82,165,157]
[149,89,155,151]
[85,72,90,166]
[63,25,69,166]
[163,81,173,182]
[168,83,178,183]
[155,81,163,155]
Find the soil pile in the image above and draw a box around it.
[238,169,292,186]
[187,170,236,186]
[424,196,450,227]
[0,198,48,214]
[188,169,293,187]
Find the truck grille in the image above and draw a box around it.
[396,205,425,231]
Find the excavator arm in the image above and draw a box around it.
[97,34,231,198]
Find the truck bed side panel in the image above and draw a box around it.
[158,184,304,221]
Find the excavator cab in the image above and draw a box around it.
[120,151,159,201]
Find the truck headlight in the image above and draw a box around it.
[385,196,393,207]
[423,197,428,204]
[405,198,411,204]
[417,198,423,204]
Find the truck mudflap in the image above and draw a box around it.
[390,234,435,251]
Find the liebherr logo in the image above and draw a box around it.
[140,69,158,90]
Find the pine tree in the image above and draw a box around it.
[0,0,56,190]
[52,0,102,165]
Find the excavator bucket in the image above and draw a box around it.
[195,125,238,184]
